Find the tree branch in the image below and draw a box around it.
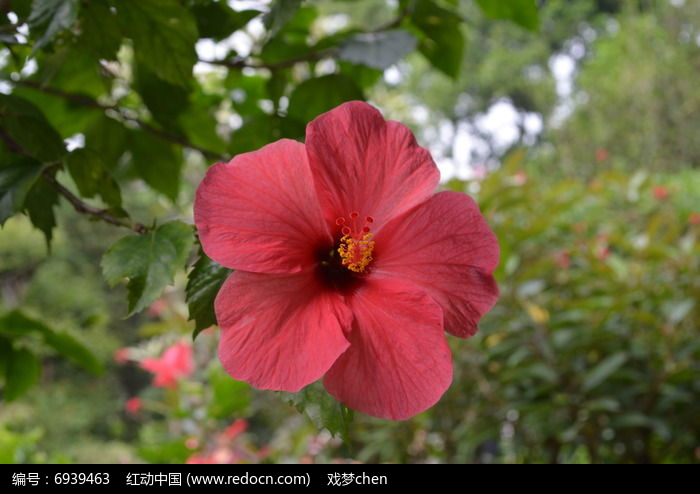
[369,2,413,33]
[11,79,228,161]
[200,4,412,71]
[200,48,335,71]
[13,79,108,109]
[0,128,151,234]
[41,169,151,234]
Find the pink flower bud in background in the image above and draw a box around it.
[555,249,571,269]
[125,397,141,415]
[140,341,194,388]
[148,299,168,317]
[222,419,248,440]
[185,437,200,450]
[652,185,669,200]
[113,347,131,364]
[513,170,528,186]
[595,148,609,162]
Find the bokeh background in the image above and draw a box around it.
[1,0,699,464]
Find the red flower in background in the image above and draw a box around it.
[512,170,528,186]
[148,299,168,318]
[113,347,131,364]
[688,212,700,225]
[653,185,669,200]
[185,419,254,464]
[555,249,571,269]
[222,419,248,440]
[595,148,609,163]
[125,397,142,415]
[194,101,499,420]
[140,341,194,388]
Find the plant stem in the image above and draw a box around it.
[41,169,151,235]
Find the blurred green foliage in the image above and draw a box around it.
[0,0,698,464]
[553,2,700,175]
[432,159,699,463]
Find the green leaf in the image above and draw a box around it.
[102,221,194,316]
[186,250,231,339]
[259,6,317,64]
[65,149,121,207]
[138,439,192,464]
[10,1,33,18]
[192,2,259,40]
[263,0,302,38]
[287,74,364,123]
[410,0,464,78]
[0,310,47,338]
[229,115,304,156]
[584,398,621,413]
[177,104,227,156]
[207,364,251,419]
[83,115,128,171]
[28,0,80,55]
[228,116,274,155]
[266,70,288,105]
[225,72,268,117]
[42,331,103,375]
[117,0,198,87]
[35,47,109,98]
[338,61,383,89]
[12,86,101,140]
[0,150,45,225]
[476,0,539,31]
[582,352,628,392]
[663,298,695,325]
[338,30,417,70]
[0,93,66,162]
[4,348,41,401]
[612,413,653,429]
[0,337,11,378]
[0,310,103,375]
[23,174,59,246]
[282,382,354,441]
[78,0,122,60]
[134,64,191,129]
[128,131,182,201]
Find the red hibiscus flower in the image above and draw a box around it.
[194,101,499,420]
[140,341,194,389]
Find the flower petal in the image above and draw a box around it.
[194,139,331,273]
[373,191,499,338]
[141,358,177,388]
[305,101,439,229]
[323,279,452,420]
[215,269,351,392]
[162,342,194,378]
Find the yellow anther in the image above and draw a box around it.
[338,233,375,272]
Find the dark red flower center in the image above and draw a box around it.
[317,212,375,292]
